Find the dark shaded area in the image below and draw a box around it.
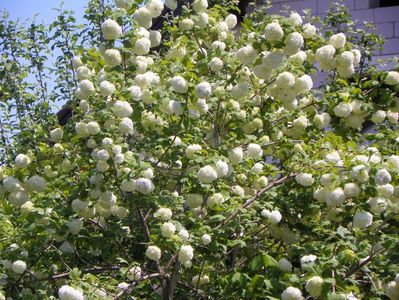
[57,105,73,126]
[379,0,399,7]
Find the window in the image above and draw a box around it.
[379,0,399,7]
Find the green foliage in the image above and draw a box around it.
[0,0,399,299]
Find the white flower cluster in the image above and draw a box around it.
[300,254,317,271]
[236,45,257,65]
[50,128,63,142]
[284,32,304,55]
[113,101,133,118]
[197,165,218,184]
[154,207,173,220]
[385,71,399,85]
[265,21,284,41]
[101,19,122,40]
[146,245,161,261]
[281,286,304,300]
[171,75,188,93]
[315,45,336,70]
[295,173,314,187]
[278,258,293,272]
[12,260,27,274]
[133,0,164,28]
[261,209,282,224]
[207,193,225,210]
[58,285,84,300]
[134,178,155,194]
[161,222,176,238]
[15,154,31,169]
[305,276,323,298]
[185,144,202,158]
[178,245,194,263]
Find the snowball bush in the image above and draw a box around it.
[0,1,398,299]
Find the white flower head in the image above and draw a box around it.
[195,81,212,98]
[99,81,115,96]
[135,37,151,55]
[236,45,257,65]
[147,0,164,18]
[306,276,323,298]
[133,7,152,29]
[247,143,263,159]
[154,207,173,220]
[325,187,346,207]
[185,144,202,159]
[178,245,194,263]
[161,222,176,238]
[180,19,194,31]
[303,23,316,38]
[15,154,31,169]
[101,19,122,40]
[201,234,211,245]
[295,173,314,187]
[128,266,142,280]
[215,160,229,177]
[385,71,399,85]
[281,286,304,300]
[353,211,373,228]
[300,254,317,271]
[58,285,84,300]
[225,14,237,29]
[12,260,27,274]
[103,49,122,66]
[265,21,284,41]
[329,32,346,49]
[146,245,161,261]
[294,75,313,94]
[284,32,304,55]
[50,128,63,142]
[334,102,352,118]
[278,258,293,272]
[276,71,295,88]
[134,178,155,194]
[113,101,133,118]
[229,147,244,165]
[171,75,188,93]
[374,169,391,185]
[207,193,225,210]
[289,12,303,25]
[179,228,190,242]
[193,0,208,13]
[119,117,134,134]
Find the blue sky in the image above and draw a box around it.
[0,0,86,23]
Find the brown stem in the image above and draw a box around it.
[216,174,295,229]
[113,273,164,299]
[139,209,162,274]
[163,261,180,300]
[344,247,386,278]
[50,265,121,280]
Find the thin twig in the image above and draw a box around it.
[113,273,164,299]
[216,174,295,229]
